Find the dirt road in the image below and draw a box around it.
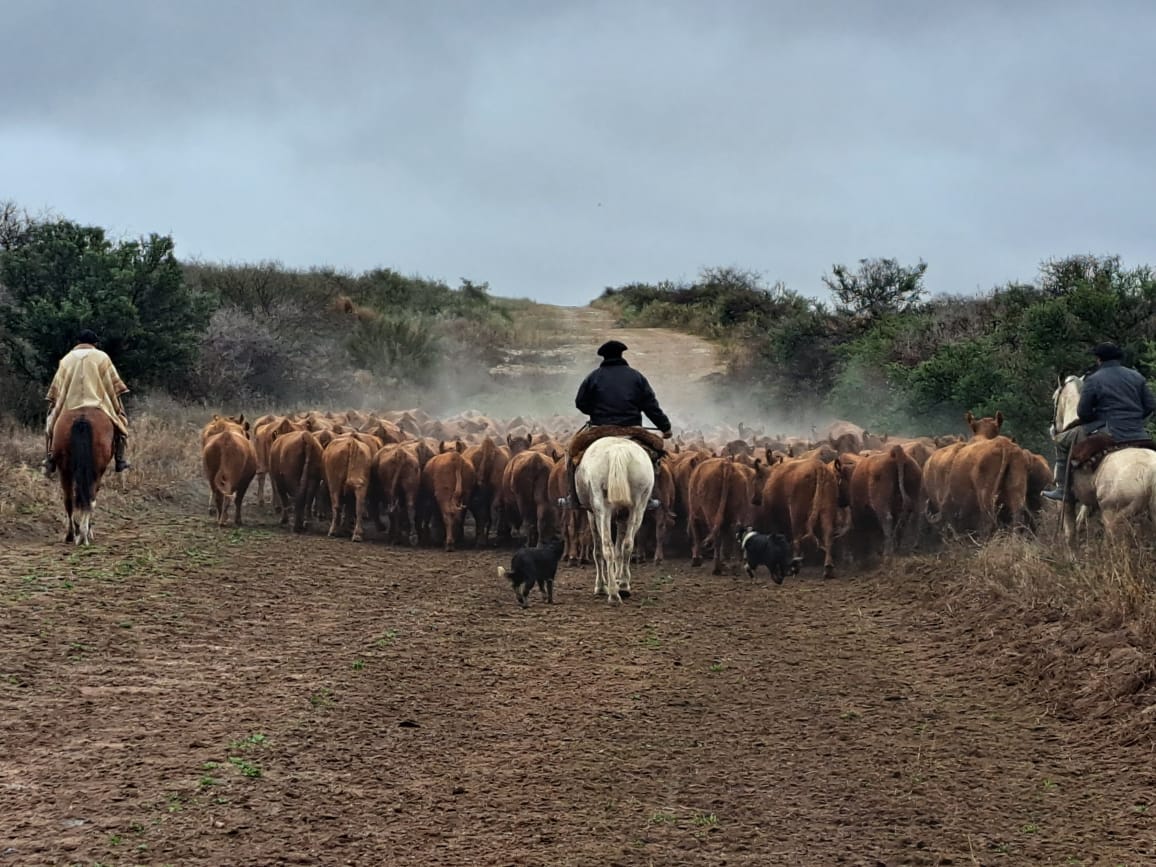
[488,304,733,426]
[1,504,1152,865]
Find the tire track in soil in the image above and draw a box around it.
[1,507,1153,865]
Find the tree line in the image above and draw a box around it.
[0,203,516,422]
[598,256,1156,452]
[3,200,1152,452]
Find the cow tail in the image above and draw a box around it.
[709,460,732,543]
[295,436,315,515]
[992,440,1011,523]
[454,456,464,511]
[802,467,829,547]
[892,445,911,514]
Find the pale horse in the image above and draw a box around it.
[574,437,655,603]
[1053,374,1156,545]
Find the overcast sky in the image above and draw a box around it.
[2,0,1154,304]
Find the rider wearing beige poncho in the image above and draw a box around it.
[42,329,132,476]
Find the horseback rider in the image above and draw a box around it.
[558,339,673,511]
[1042,341,1156,501]
[42,329,132,477]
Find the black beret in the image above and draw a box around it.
[597,339,628,358]
[1090,342,1124,361]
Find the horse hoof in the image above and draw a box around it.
[618,589,631,599]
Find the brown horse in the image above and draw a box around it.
[52,407,115,545]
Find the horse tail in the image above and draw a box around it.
[606,445,632,516]
[70,417,97,511]
[453,455,465,510]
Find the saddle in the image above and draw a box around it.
[567,425,667,467]
[1069,433,1156,471]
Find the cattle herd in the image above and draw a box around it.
[198,407,1054,593]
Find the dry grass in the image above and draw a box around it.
[0,397,205,540]
[903,529,1156,743]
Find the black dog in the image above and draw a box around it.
[736,526,801,585]
[498,537,566,608]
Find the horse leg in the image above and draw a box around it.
[619,506,647,598]
[62,479,75,544]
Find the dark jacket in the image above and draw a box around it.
[1076,359,1156,441]
[575,358,672,432]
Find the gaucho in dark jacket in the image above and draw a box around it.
[575,344,672,431]
[1043,341,1156,501]
[559,340,672,511]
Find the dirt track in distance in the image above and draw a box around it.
[1,499,1153,865]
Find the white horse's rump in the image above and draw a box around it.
[575,437,655,603]
[1053,376,1156,544]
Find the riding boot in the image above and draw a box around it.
[114,431,132,473]
[41,430,56,477]
[1041,444,1070,502]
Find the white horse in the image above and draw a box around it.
[1053,375,1156,546]
[575,437,655,603]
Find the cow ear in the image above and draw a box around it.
[996,410,1004,426]
[964,411,974,425]
[439,440,447,453]
[237,414,245,424]
[456,440,466,453]
[833,457,842,472]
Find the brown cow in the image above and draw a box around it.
[252,416,298,507]
[944,431,1029,536]
[757,457,847,578]
[268,430,324,532]
[923,441,966,525]
[201,424,257,527]
[846,445,923,563]
[370,443,423,545]
[322,434,375,542]
[637,461,676,564]
[500,449,556,548]
[547,456,593,566]
[421,445,477,552]
[463,437,508,547]
[686,458,765,574]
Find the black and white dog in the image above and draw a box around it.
[498,536,566,608]
[736,526,802,585]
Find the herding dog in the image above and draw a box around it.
[498,536,566,608]
[736,526,802,585]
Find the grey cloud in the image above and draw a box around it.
[2,0,1155,303]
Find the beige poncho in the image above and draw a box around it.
[46,345,130,434]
